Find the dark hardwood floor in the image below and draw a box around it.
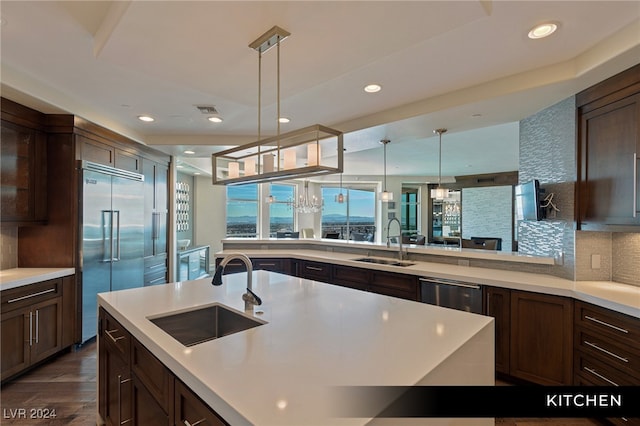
[0,341,97,425]
[0,342,603,425]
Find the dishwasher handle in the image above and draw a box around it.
[419,277,481,290]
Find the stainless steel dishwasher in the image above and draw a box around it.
[419,277,483,314]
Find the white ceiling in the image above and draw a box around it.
[1,1,639,179]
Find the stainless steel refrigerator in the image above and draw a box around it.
[80,161,144,342]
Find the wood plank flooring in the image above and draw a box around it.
[0,342,604,425]
[0,341,97,425]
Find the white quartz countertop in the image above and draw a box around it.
[0,267,75,291]
[216,248,640,318]
[98,271,494,426]
[222,237,556,265]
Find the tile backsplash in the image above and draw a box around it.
[576,231,639,287]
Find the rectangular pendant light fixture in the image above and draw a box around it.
[212,26,343,185]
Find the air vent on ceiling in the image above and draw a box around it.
[195,105,219,114]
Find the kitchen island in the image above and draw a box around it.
[97,270,494,425]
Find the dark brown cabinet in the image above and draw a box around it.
[98,307,228,425]
[483,286,511,375]
[509,290,574,385]
[0,118,47,224]
[299,260,332,282]
[574,301,640,426]
[1,279,64,382]
[577,63,640,230]
[175,379,226,426]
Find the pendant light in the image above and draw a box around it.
[379,139,393,202]
[211,26,343,185]
[335,173,346,203]
[430,129,450,200]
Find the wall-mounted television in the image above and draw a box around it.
[515,180,544,221]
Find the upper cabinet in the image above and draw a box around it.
[577,64,640,231]
[1,100,47,224]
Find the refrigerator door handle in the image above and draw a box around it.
[101,210,113,263]
[113,210,121,262]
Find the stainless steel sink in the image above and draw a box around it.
[352,257,415,267]
[149,304,265,347]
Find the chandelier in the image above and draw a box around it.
[289,181,322,213]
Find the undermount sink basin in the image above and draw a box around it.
[149,304,265,347]
[352,257,415,267]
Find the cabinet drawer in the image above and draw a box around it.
[253,258,286,273]
[175,379,226,426]
[370,271,418,300]
[1,279,62,312]
[132,338,173,412]
[99,308,131,360]
[575,326,640,380]
[575,349,635,386]
[575,301,640,350]
[300,261,331,281]
[332,265,369,286]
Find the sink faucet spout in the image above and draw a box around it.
[212,253,262,311]
[386,217,406,261]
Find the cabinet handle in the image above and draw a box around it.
[7,288,56,304]
[117,375,132,425]
[584,366,619,387]
[258,263,276,266]
[184,419,207,426]
[29,311,33,347]
[584,340,629,363]
[148,276,166,285]
[584,315,629,334]
[633,152,638,218]
[306,266,323,271]
[105,329,125,344]
[35,309,39,344]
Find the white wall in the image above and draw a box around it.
[193,175,227,271]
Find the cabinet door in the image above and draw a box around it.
[0,119,46,222]
[300,261,331,282]
[332,265,369,291]
[99,343,132,426]
[175,379,226,426]
[29,297,63,364]
[132,374,169,425]
[579,93,640,227]
[509,291,573,385]
[484,286,510,375]
[370,271,418,301]
[79,135,115,167]
[0,308,29,381]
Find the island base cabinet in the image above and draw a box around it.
[509,290,573,385]
[175,379,227,426]
[132,374,169,425]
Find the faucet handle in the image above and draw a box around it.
[243,288,262,306]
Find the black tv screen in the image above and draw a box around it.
[515,180,542,221]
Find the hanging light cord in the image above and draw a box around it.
[383,141,388,191]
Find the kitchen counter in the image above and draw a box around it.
[222,237,557,265]
[0,267,75,291]
[98,271,494,425]
[216,248,640,318]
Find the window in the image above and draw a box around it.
[226,184,258,237]
[321,186,375,240]
[401,186,420,235]
[269,183,295,237]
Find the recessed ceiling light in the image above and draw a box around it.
[528,22,558,39]
[278,117,290,123]
[138,115,155,122]
[208,116,223,123]
[364,84,382,93]
[184,150,195,155]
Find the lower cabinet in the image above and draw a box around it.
[98,308,226,426]
[1,277,69,382]
[509,290,574,385]
[483,286,511,375]
[178,246,211,281]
